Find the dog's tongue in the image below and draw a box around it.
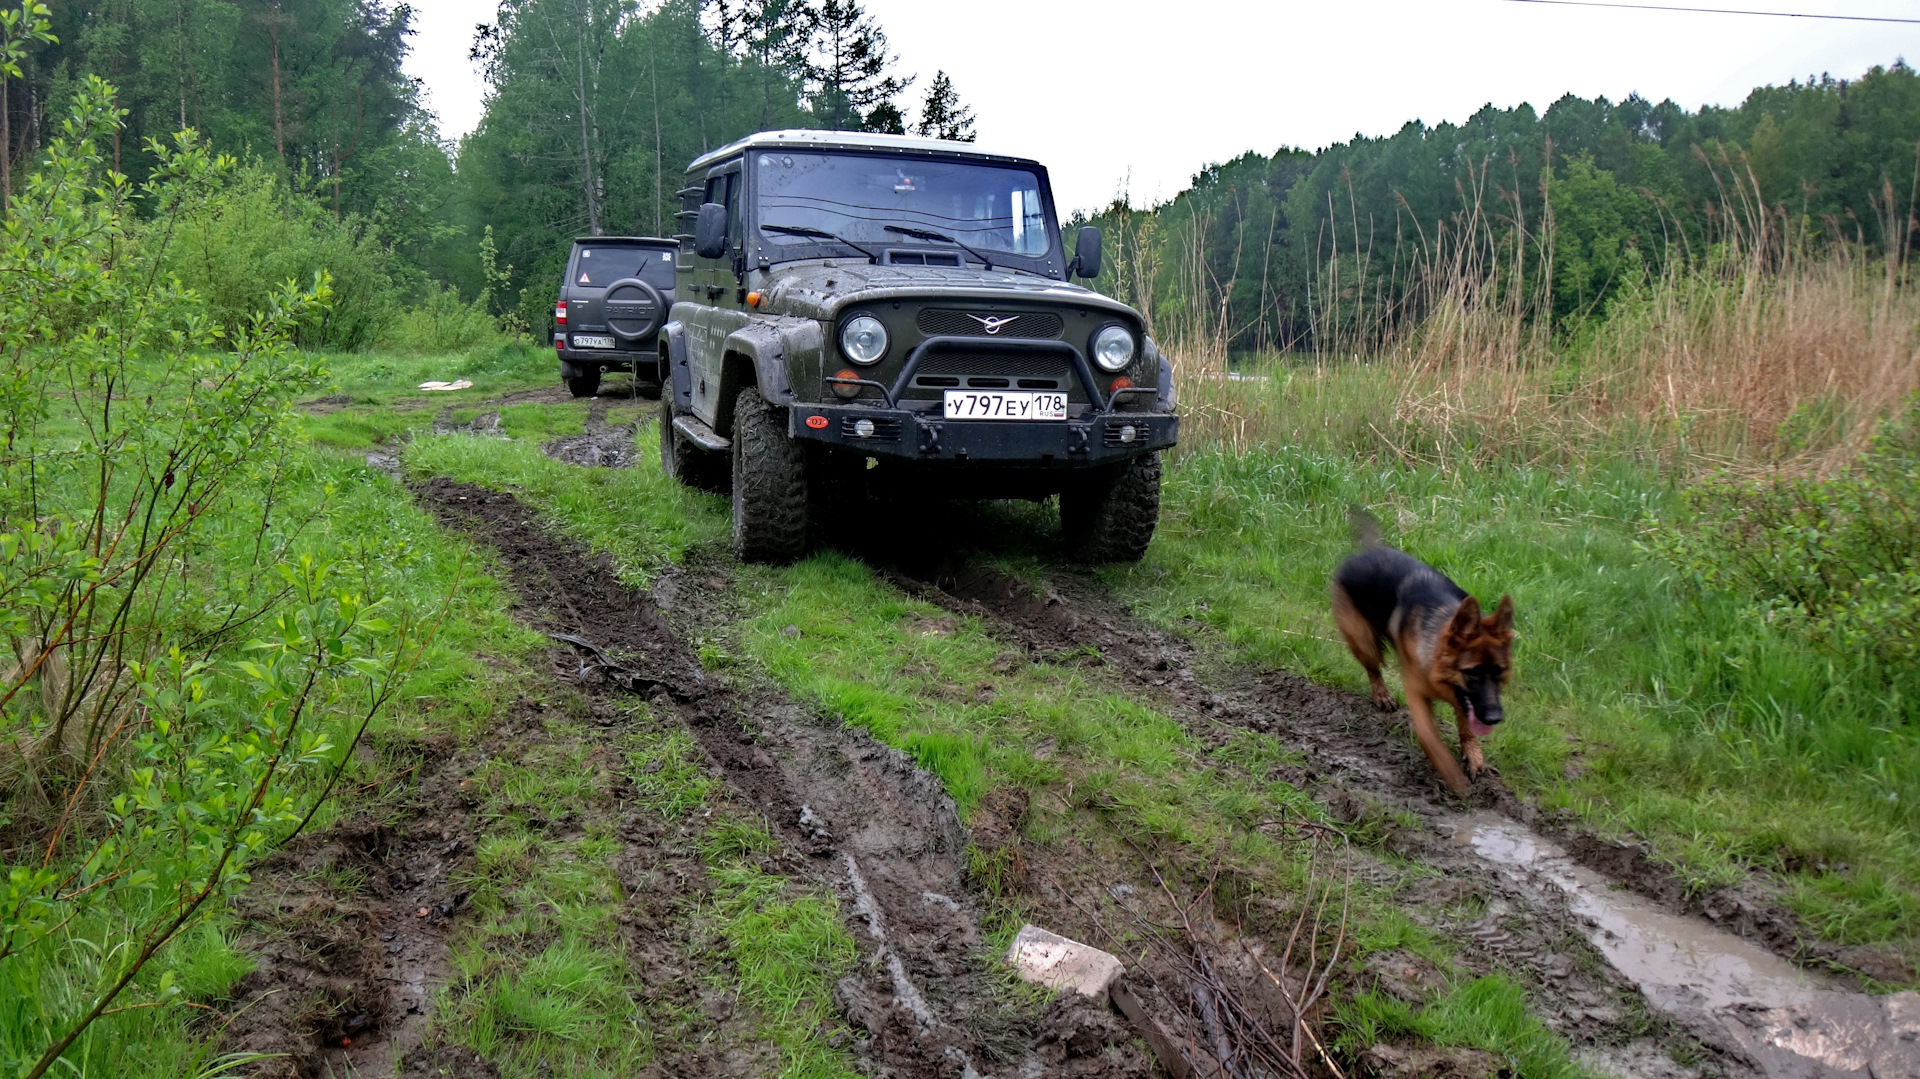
[1467,704,1494,739]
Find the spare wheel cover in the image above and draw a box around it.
[603,277,666,341]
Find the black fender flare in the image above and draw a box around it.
[714,315,819,436]
[1146,336,1177,411]
[660,321,694,410]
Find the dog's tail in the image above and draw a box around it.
[1349,505,1385,548]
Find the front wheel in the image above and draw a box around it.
[1060,452,1162,563]
[730,386,809,563]
[566,371,601,398]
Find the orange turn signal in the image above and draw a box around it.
[746,291,762,307]
[1110,376,1132,389]
[831,368,861,400]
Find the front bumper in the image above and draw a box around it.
[787,403,1178,466]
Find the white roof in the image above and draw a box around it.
[687,129,1040,175]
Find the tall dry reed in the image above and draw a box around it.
[1160,159,1920,473]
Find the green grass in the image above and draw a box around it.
[1332,976,1585,1079]
[1096,441,1919,959]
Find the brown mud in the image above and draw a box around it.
[542,398,646,468]
[222,735,486,1079]
[413,478,1149,1077]
[883,556,1918,1079]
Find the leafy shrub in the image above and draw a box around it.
[0,80,418,1077]
[1648,402,1920,667]
[384,282,507,354]
[152,161,401,351]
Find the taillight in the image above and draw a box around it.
[555,301,567,324]
[555,337,564,351]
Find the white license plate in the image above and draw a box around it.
[942,390,1067,421]
[571,334,616,349]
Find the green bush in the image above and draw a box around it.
[153,161,401,351]
[1648,401,1920,668]
[1,79,418,1078]
[383,282,507,354]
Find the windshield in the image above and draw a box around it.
[572,246,675,288]
[755,152,1055,260]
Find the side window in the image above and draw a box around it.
[701,175,728,255]
[723,172,742,257]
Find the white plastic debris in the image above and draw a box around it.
[418,379,473,391]
[1006,924,1124,998]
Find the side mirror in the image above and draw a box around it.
[694,203,728,260]
[1070,225,1103,279]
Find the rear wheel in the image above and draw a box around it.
[658,395,728,492]
[731,386,809,563]
[566,371,601,398]
[1061,452,1162,563]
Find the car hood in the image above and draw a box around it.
[755,263,1141,323]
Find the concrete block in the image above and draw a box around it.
[1006,924,1124,998]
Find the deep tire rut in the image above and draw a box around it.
[413,478,1131,1078]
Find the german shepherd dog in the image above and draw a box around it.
[1331,513,1514,793]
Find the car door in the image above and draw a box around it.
[686,162,751,426]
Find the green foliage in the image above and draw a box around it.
[152,160,400,351]
[1332,977,1585,1079]
[384,283,508,355]
[0,82,419,1077]
[1649,402,1920,668]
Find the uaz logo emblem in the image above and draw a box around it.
[967,314,1018,335]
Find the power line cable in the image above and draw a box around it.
[1496,0,1920,23]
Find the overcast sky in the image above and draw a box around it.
[403,0,1920,215]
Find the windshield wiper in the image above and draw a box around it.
[883,224,994,271]
[760,223,876,262]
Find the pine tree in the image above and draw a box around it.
[913,69,973,142]
[803,0,906,132]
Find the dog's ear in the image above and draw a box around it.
[1446,597,1482,643]
[1490,594,1514,635]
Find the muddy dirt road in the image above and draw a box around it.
[413,478,1152,1078]
[893,560,1918,1079]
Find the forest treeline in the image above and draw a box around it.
[0,0,967,347]
[1088,62,1920,352]
[5,1,1918,355]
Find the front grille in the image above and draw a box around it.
[914,354,1071,381]
[916,309,1064,339]
[840,416,902,441]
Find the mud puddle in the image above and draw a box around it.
[543,398,646,468]
[882,559,1920,1078]
[1452,813,1919,1079]
[414,479,1141,1077]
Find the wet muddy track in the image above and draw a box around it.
[412,478,1152,1078]
[223,734,494,1078]
[885,559,1919,1079]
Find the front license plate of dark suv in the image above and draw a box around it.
[943,390,1067,421]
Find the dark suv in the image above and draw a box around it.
[552,236,678,397]
[657,130,1178,563]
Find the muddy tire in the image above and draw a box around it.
[730,386,809,563]
[566,372,601,398]
[659,395,728,492]
[1060,451,1161,563]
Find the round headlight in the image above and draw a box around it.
[1092,325,1136,373]
[840,315,888,365]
